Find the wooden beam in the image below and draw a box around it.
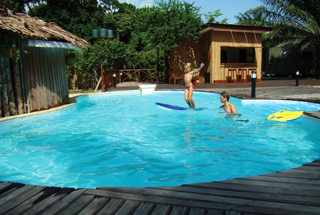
[94,76,102,93]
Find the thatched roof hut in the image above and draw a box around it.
[0,11,88,118]
[0,12,88,48]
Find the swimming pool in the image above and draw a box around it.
[1,91,320,188]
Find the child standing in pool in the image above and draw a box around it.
[184,62,204,109]
[219,91,237,114]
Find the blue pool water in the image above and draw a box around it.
[1,91,320,189]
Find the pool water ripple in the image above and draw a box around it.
[1,91,320,188]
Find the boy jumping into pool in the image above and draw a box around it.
[184,62,204,109]
[219,91,237,114]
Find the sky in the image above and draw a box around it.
[119,0,264,24]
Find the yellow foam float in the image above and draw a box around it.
[267,110,304,122]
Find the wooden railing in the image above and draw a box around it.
[101,69,158,91]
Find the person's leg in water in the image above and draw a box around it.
[185,85,195,109]
[188,85,195,109]
[185,87,192,108]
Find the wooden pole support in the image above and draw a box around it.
[94,76,102,93]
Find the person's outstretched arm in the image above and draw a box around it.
[192,63,204,74]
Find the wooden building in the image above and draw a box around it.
[0,11,88,118]
[166,23,272,84]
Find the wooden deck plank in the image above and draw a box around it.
[0,186,46,214]
[0,182,13,192]
[151,186,320,206]
[303,161,320,167]
[78,197,110,215]
[169,206,188,215]
[278,169,320,175]
[5,186,60,215]
[187,207,206,215]
[257,172,320,180]
[0,187,19,199]
[206,210,224,215]
[114,200,140,215]
[239,175,320,185]
[85,188,320,215]
[225,212,241,215]
[96,198,124,215]
[0,182,24,199]
[218,178,320,190]
[150,204,171,215]
[293,165,320,171]
[0,185,36,206]
[59,194,95,215]
[185,182,320,197]
[22,187,74,215]
[42,188,87,215]
[132,202,155,215]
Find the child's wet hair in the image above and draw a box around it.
[184,62,193,70]
[220,91,230,101]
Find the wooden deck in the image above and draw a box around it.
[1,160,320,215]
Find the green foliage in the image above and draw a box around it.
[236,0,320,75]
[30,0,107,41]
[69,89,95,94]
[203,9,228,25]
[25,0,232,87]
[0,0,27,13]
[76,38,128,72]
[99,0,120,15]
[144,0,202,51]
[268,0,320,74]
[235,7,271,27]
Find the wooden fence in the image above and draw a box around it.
[101,69,158,91]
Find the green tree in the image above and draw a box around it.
[203,9,228,25]
[235,9,270,27]
[30,0,106,41]
[99,0,120,15]
[245,0,320,74]
[235,6,275,48]
[150,0,202,50]
[139,0,202,72]
[70,38,128,88]
[0,0,29,13]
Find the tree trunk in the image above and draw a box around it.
[1,56,10,117]
[4,56,17,116]
[10,57,24,115]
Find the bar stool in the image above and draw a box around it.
[227,68,237,83]
[237,68,247,82]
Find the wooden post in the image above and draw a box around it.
[100,68,104,92]
[157,48,159,82]
[94,76,102,93]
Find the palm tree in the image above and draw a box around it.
[235,9,270,27]
[242,0,320,74]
